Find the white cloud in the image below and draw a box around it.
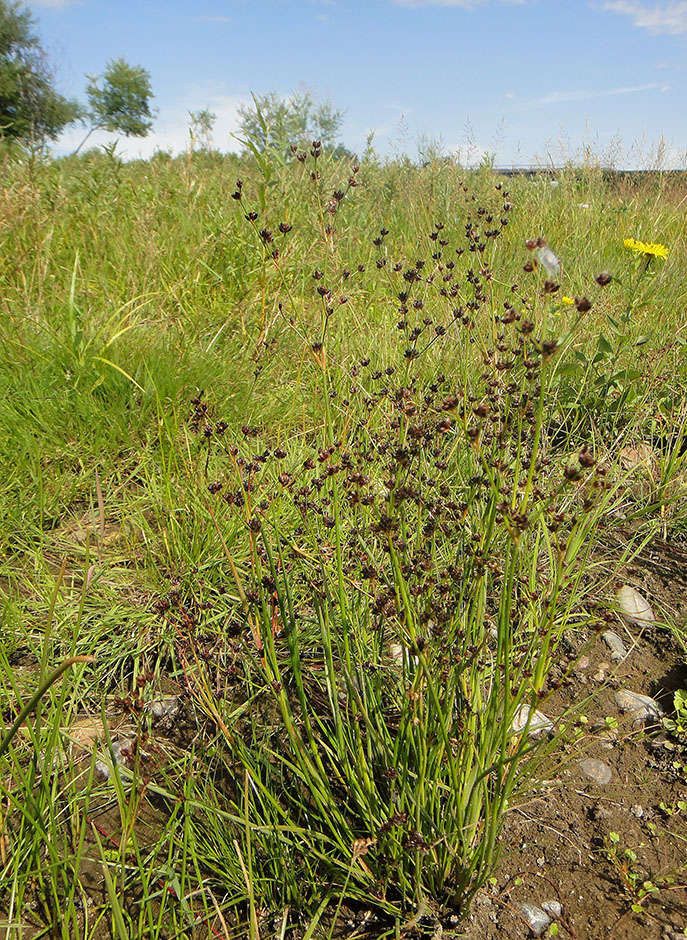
[392,0,481,6]
[601,2,687,34]
[523,82,664,107]
[53,89,248,160]
[393,0,527,6]
[28,0,79,7]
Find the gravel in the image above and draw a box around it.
[578,758,613,785]
[519,902,551,935]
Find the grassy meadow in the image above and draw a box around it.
[0,144,686,938]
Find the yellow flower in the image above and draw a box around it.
[624,237,669,259]
[561,296,575,305]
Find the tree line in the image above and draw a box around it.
[0,0,153,150]
[0,0,346,156]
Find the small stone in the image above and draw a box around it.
[576,655,591,671]
[614,689,664,728]
[616,585,655,629]
[630,805,644,818]
[519,902,551,936]
[602,631,628,662]
[599,731,617,750]
[510,704,554,737]
[144,697,181,723]
[594,661,610,682]
[614,689,663,714]
[541,900,563,919]
[578,758,613,785]
[619,442,655,472]
[94,759,110,780]
[95,739,132,780]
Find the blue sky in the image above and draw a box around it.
[28,0,687,166]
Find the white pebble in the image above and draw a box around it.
[541,900,563,919]
[616,585,655,628]
[519,903,550,936]
[602,631,628,662]
[510,704,554,736]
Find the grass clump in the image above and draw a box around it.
[0,147,685,937]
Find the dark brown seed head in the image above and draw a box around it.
[578,446,596,468]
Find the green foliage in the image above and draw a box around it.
[555,242,671,434]
[236,88,345,156]
[188,107,215,150]
[663,689,687,741]
[604,831,664,914]
[0,152,686,936]
[0,5,154,151]
[0,0,79,143]
[77,57,154,152]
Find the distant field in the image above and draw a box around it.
[1,148,685,939]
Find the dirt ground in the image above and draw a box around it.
[5,526,687,939]
[460,533,687,940]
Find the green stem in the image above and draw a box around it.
[0,656,95,759]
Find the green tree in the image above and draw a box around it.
[189,108,216,151]
[0,0,79,144]
[76,57,154,154]
[236,89,345,157]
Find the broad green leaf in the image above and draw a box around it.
[596,334,613,355]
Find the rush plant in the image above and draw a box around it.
[169,153,620,931]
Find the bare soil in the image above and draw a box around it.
[461,534,687,940]
[5,533,687,939]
